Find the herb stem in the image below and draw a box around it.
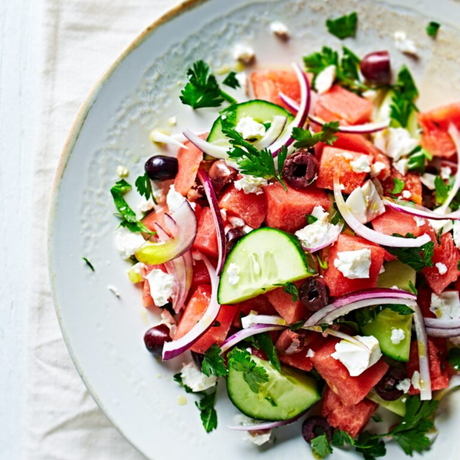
[220,89,237,105]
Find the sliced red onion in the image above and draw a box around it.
[333,179,431,247]
[278,92,300,113]
[301,223,343,253]
[197,169,226,274]
[135,200,197,265]
[241,314,287,329]
[254,116,287,150]
[304,326,370,350]
[438,124,460,212]
[426,327,460,338]
[424,317,460,329]
[227,410,309,431]
[384,198,460,221]
[162,252,220,360]
[182,128,228,159]
[331,288,416,309]
[220,324,286,354]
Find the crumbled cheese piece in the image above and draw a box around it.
[401,190,412,199]
[430,291,460,319]
[454,221,460,248]
[107,285,121,298]
[394,31,418,56]
[116,165,129,178]
[436,262,448,275]
[314,65,336,95]
[362,89,379,102]
[411,370,421,390]
[396,378,411,393]
[228,216,245,228]
[311,205,329,222]
[235,72,247,92]
[343,152,354,160]
[393,158,409,176]
[421,173,436,190]
[166,184,195,212]
[234,174,268,194]
[167,116,177,126]
[145,269,175,306]
[227,263,241,286]
[350,155,371,173]
[334,249,372,279]
[138,197,156,213]
[180,362,217,392]
[391,328,406,345]
[345,180,385,224]
[270,21,290,38]
[233,44,255,63]
[306,349,315,358]
[235,116,266,140]
[115,227,146,259]
[441,166,452,180]
[413,216,425,227]
[374,128,419,162]
[159,311,177,337]
[331,335,382,377]
[244,431,272,446]
[379,265,386,274]
[370,161,387,178]
[150,130,187,149]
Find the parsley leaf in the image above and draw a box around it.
[222,71,241,89]
[317,255,328,270]
[390,66,419,128]
[173,373,194,393]
[292,121,339,149]
[282,281,299,302]
[135,172,157,204]
[383,304,414,315]
[256,333,282,372]
[391,178,406,195]
[435,176,449,204]
[426,21,440,38]
[304,46,339,76]
[448,348,460,371]
[82,257,95,271]
[311,434,333,458]
[195,388,218,433]
[326,12,358,39]
[202,344,228,378]
[227,348,269,393]
[332,429,355,447]
[386,233,434,271]
[407,146,432,173]
[355,432,386,460]
[306,214,319,225]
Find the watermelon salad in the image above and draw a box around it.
[103,13,460,460]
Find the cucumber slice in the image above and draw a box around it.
[362,308,412,362]
[207,100,294,143]
[367,389,406,417]
[218,227,315,305]
[227,355,320,420]
[377,260,416,292]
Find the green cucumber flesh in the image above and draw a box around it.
[227,355,321,421]
[367,389,406,417]
[217,227,315,305]
[377,260,416,292]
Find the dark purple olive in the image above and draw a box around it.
[226,227,245,254]
[208,160,237,193]
[145,155,178,181]
[282,149,319,190]
[192,351,205,369]
[302,416,333,444]
[360,51,391,84]
[299,278,329,312]
[375,367,406,401]
[144,324,172,357]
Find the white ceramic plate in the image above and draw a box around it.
[49,0,460,458]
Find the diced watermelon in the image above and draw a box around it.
[417,286,435,319]
[406,337,452,394]
[316,147,369,194]
[192,207,218,258]
[142,206,168,233]
[315,85,373,125]
[191,260,211,288]
[174,285,238,354]
[372,207,426,237]
[264,182,332,233]
[233,295,277,327]
[323,234,386,297]
[311,338,389,406]
[219,184,267,229]
[321,387,377,438]
[423,232,460,294]
[383,169,422,205]
[417,103,460,158]
[265,281,310,324]
[174,136,205,196]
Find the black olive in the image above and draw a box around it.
[226,228,245,254]
[282,149,319,190]
[144,324,172,357]
[192,351,205,369]
[302,416,333,444]
[299,278,330,312]
[208,160,237,193]
[360,51,391,84]
[145,155,178,181]
[375,367,406,401]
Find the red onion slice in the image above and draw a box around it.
[384,198,460,221]
[305,326,370,350]
[197,169,226,274]
[162,252,221,360]
[424,317,460,329]
[241,314,287,329]
[331,288,416,309]
[182,129,228,159]
[426,327,460,338]
[227,410,309,431]
[333,179,431,247]
[254,116,287,150]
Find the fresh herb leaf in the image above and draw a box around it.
[391,178,406,195]
[173,373,194,393]
[326,12,358,40]
[386,234,434,271]
[332,429,355,447]
[435,176,449,205]
[426,21,440,38]
[256,333,282,372]
[306,214,319,225]
[82,257,95,271]
[311,434,333,458]
[135,173,156,204]
[317,255,328,270]
[292,121,339,149]
[202,344,228,378]
[227,348,269,393]
[390,66,419,128]
[303,47,339,76]
[458,260,460,271]
[282,281,300,302]
[408,280,418,295]
[448,348,460,371]
[341,47,361,81]
[384,304,414,315]
[407,146,432,173]
[195,388,218,433]
[371,414,383,423]
[355,432,386,460]
[222,71,241,89]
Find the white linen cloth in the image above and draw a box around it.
[27,1,181,458]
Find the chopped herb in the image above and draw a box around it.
[212,320,221,328]
[390,66,419,129]
[82,257,95,271]
[458,260,460,271]
[371,413,383,423]
[384,304,414,315]
[332,429,355,447]
[326,12,358,40]
[448,348,460,371]
[386,233,434,271]
[304,46,339,77]
[317,255,328,270]
[292,121,339,149]
[355,432,386,459]
[227,348,269,393]
[407,146,432,173]
[222,71,241,89]
[135,173,157,204]
[201,344,228,378]
[408,280,418,295]
[195,388,218,433]
[311,434,333,458]
[306,214,319,225]
[174,373,193,393]
[426,21,440,38]
[282,281,300,302]
[435,176,449,204]
[256,333,282,372]
[391,178,406,195]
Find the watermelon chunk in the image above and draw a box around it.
[264,182,332,233]
[219,184,267,229]
[174,136,205,196]
[191,260,211,289]
[311,338,389,406]
[265,281,310,324]
[323,234,386,297]
[315,85,373,125]
[233,295,277,327]
[316,147,369,194]
[417,102,460,158]
[383,168,422,205]
[174,285,238,354]
[192,207,218,258]
[423,232,460,294]
[142,206,168,233]
[321,387,377,438]
[372,207,428,238]
[406,337,452,394]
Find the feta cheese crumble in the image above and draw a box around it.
[234,174,268,194]
[235,116,266,140]
[413,216,425,227]
[441,166,452,180]
[401,190,412,199]
[370,161,387,178]
[374,128,419,162]
[233,44,255,63]
[166,184,195,212]
[394,31,418,56]
[306,349,315,358]
[107,285,121,298]
[116,165,129,178]
[244,431,272,446]
[454,221,460,248]
[331,335,382,377]
[334,249,372,279]
[411,370,422,390]
[345,180,385,224]
[180,362,217,392]
[167,116,177,126]
[227,263,241,286]
[421,173,436,190]
[314,65,336,95]
[436,262,448,275]
[430,291,460,320]
[115,227,145,259]
[145,269,175,306]
[393,158,409,176]
[396,378,411,393]
[350,155,371,173]
[391,328,406,345]
[270,21,290,38]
